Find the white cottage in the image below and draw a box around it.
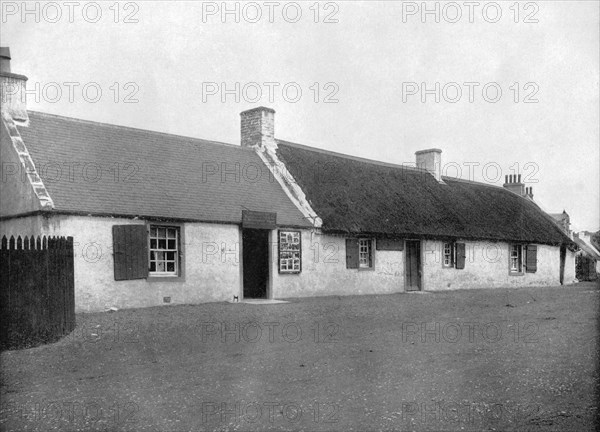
[0,48,577,312]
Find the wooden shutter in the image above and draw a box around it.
[455,243,466,269]
[345,238,359,269]
[525,244,538,273]
[113,225,148,281]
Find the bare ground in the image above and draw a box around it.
[1,281,599,431]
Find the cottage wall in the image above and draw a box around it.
[564,249,577,282]
[0,216,577,312]
[421,240,567,289]
[0,215,241,312]
[270,235,574,298]
[270,231,405,299]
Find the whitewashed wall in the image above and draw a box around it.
[270,231,405,299]
[0,215,241,312]
[422,240,568,290]
[0,217,576,312]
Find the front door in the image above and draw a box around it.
[405,240,422,291]
[242,229,269,299]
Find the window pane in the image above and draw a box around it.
[149,225,180,275]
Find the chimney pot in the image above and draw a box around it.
[503,174,526,197]
[504,175,508,184]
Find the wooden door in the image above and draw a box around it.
[242,229,269,299]
[405,240,421,291]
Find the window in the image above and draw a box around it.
[510,244,523,273]
[442,242,466,269]
[443,242,454,267]
[113,224,183,280]
[358,239,373,269]
[279,230,301,273]
[346,238,374,269]
[149,226,180,276]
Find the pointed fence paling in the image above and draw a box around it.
[0,234,75,349]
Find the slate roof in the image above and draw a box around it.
[276,140,574,245]
[14,111,310,227]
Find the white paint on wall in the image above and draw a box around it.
[0,215,241,312]
[270,231,405,298]
[564,250,577,283]
[422,240,570,290]
[0,216,577,313]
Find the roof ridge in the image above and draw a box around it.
[441,175,507,190]
[277,139,521,191]
[26,110,246,151]
[276,139,428,173]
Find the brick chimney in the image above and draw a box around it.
[415,148,442,182]
[503,174,526,196]
[0,47,29,124]
[240,106,276,149]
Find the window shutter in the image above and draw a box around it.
[368,240,373,268]
[113,225,149,281]
[455,243,466,269]
[525,244,537,273]
[345,238,359,269]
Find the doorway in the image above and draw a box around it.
[559,245,566,285]
[242,229,270,299]
[405,240,422,291]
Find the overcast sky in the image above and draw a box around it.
[2,1,598,231]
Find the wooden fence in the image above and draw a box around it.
[0,235,75,350]
[576,254,598,281]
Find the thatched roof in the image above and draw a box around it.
[276,140,573,245]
